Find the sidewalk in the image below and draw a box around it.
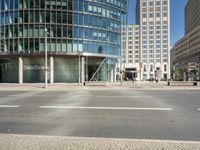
[0,82,200,91]
[0,134,200,150]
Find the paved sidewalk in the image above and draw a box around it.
[0,134,200,150]
[0,82,200,91]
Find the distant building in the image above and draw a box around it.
[170,46,175,79]
[172,0,200,81]
[185,0,200,34]
[136,0,170,81]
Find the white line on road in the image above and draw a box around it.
[0,105,20,108]
[9,95,51,97]
[39,106,172,111]
[198,108,200,111]
[96,96,153,98]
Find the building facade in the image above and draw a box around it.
[172,25,200,81]
[0,0,127,83]
[172,0,200,81]
[122,25,140,80]
[136,0,170,81]
[185,0,200,34]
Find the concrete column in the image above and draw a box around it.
[50,56,54,84]
[81,57,85,85]
[18,57,23,84]
[85,56,88,81]
[110,66,114,82]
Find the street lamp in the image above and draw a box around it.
[44,28,48,88]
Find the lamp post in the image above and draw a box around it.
[78,51,82,85]
[44,28,48,88]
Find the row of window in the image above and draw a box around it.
[0,11,121,32]
[142,0,167,7]
[0,0,126,17]
[0,25,121,44]
[0,38,120,56]
[143,54,168,58]
[0,0,72,11]
[143,49,168,53]
[143,59,168,63]
[142,12,167,18]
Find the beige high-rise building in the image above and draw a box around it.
[122,25,140,80]
[136,0,170,80]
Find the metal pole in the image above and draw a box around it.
[45,28,48,88]
[79,53,81,85]
[107,59,109,82]
[81,57,85,86]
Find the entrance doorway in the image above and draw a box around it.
[88,65,100,81]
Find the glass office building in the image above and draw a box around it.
[0,0,127,83]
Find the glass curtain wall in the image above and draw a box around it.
[0,0,127,56]
[0,0,127,83]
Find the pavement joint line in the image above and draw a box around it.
[0,105,20,108]
[39,106,173,111]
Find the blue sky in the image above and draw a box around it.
[128,0,188,46]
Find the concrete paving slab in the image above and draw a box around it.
[0,134,200,150]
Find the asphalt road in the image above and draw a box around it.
[0,89,200,141]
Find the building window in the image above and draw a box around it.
[150,65,153,72]
[164,65,167,72]
[144,65,147,72]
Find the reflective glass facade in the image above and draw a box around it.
[0,0,127,83]
[0,0,127,56]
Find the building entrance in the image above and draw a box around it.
[0,59,18,83]
[88,65,100,81]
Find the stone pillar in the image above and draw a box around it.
[50,56,54,84]
[18,57,23,84]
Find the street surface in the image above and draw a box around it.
[0,88,200,142]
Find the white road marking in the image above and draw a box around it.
[198,108,200,111]
[96,96,153,98]
[0,105,20,108]
[39,106,172,111]
[9,95,51,97]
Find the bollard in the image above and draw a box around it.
[193,82,197,86]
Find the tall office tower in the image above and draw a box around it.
[122,25,140,80]
[185,0,200,34]
[136,0,170,80]
[0,0,127,83]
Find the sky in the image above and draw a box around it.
[128,0,188,47]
